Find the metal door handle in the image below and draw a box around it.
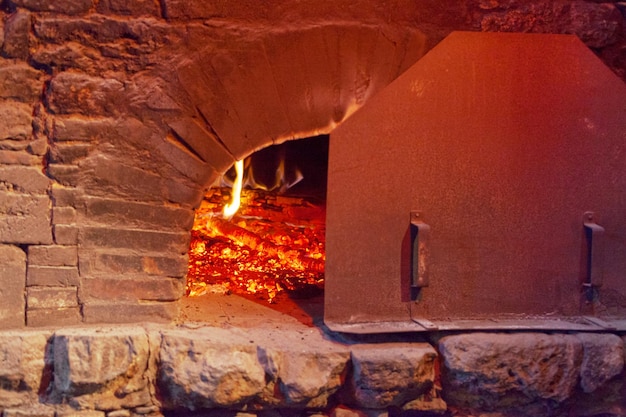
[583,211,604,300]
[410,211,430,300]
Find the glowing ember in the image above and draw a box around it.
[186,187,325,303]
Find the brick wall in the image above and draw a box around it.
[0,0,624,328]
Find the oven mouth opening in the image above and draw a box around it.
[182,135,329,326]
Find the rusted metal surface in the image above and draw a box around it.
[324,32,626,333]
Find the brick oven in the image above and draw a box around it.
[1,1,626,416]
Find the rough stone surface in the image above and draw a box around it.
[348,343,438,408]
[252,328,350,408]
[0,63,43,103]
[51,327,152,410]
[438,333,583,409]
[2,11,30,60]
[9,0,94,15]
[158,327,267,410]
[0,330,51,407]
[0,166,50,194]
[0,245,26,328]
[576,332,625,393]
[0,192,52,244]
[0,102,34,140]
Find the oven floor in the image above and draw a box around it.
[177,292,324,330]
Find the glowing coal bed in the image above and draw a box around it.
[185,137,328,304]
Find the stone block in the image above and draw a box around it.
[158,327,267,409]
[79,226,190,254]
[81,301,178,324]
[52,326,151,409]
[27,266,79,286]
[53,225,79,245]
[0,192,53,245]
[48,72,125,116]
[254,328,350,408]
[167,117,235,174]
[46,164,82,187]
[26,286,78,309]
[0,245,26,328]
[83,196,194,231]
[56,410,105,417]
[52,206,77,224]
[79,251,188,278]
[53,116,116,142]
[159,133,213,185]
[0,330,51,407]
[0,150,41,166]
[96,0,160,16]
[0,165,49,194]
[80,277,184,303]
[2,11,30,60]
[0,63,43,103]
[87,155,164,201]
[49,143,92,164]
[438,333,583,409]
[2,406,55,417]
[26,307,82,327]
[50,184,84,208]
[28,245,78,267]
[8,0,93,14]
[576,333,624,393]
[0,101,34,140]
[163,176,206,208]
[348,343,438,408]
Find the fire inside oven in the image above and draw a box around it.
[186,136,329,304]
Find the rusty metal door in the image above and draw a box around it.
[324,32,626,333]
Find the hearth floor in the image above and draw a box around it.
[177,292,325,330]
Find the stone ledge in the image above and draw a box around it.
[0,325,623,416]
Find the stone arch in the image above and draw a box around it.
[48,23,428,323]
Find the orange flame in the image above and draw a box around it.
[223,160,244,218]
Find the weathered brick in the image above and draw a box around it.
[83,196,194,230]
[53,116,116,142]
[53,225,79,245]
[52,206,77,224]
[79,226,190,253]
[26,286,78,309]
[159,133,214,185]
[0,150,41,166]
[27,265,80,286]
[80,277,184,303]
[9,0,93,15]
[0,165,50,194]
[163,176,207,208]
[48,72,125,116]
[26,306,82,327]
[27,137,48,156]
[168,116,235,173]
[0,244,26,328]
[96,0,160,16]
[79,250,188,277]
[87,155,164,201]
[46,164,81,186]
[0,63,43,103]
[50,184,84,208]
[2,406,55,417]
[0,192,53,245]
[49,143,92,164]
[81,301,177,324]
[28,245,78,266]
[2,10,30,60]
[0,101,34,140]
